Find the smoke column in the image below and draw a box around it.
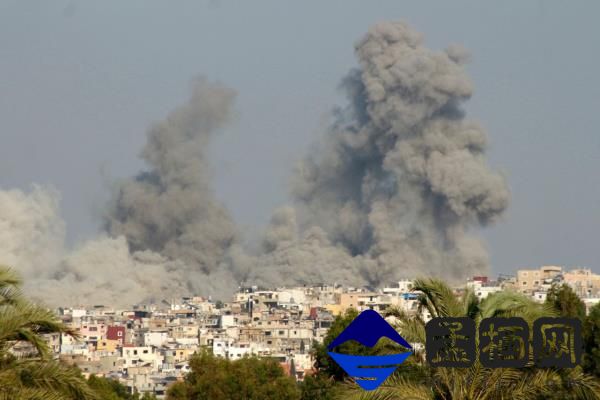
[105,77,238,275]
[0,79,242,306]
[256,21,509,287]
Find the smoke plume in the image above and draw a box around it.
[0,21,509,306]
[0,79,241,306]
[105,78,238,275]
[256,21,509,287]
[0,186,64,283]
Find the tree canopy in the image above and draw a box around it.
[546,283,586,320]
[166,351,300,400]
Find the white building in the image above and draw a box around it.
[121,346,163,370]
[144,331,169,347]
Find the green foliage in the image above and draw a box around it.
[299,373,338,400]
[584,302,600,377]
[166,350,300,400]
[87,375,154,400]
[165,382,187,400]
[0,265,97,400]
[546,283,586,320]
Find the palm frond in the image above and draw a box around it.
[0,359,99,400]
[412,278,463,318]
[337,374,434,400]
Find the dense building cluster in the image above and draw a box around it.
[31,265,600,398]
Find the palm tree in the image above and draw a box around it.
[339,278,600,400]
[0,265,97,400]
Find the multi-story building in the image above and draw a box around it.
[516,265,562,294]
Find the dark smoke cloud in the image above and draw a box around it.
[105,78,238,276]
[257,21,509,286]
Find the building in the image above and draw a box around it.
[516,266,562,294]
[107,326,126,345]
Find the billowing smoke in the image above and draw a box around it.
[0,21,509,306]
[105,78,238,275]
[38,236,236,306]
[0,79,241,306]
[255,21,509,287]
[0,186,64,282]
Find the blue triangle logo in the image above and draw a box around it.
[327,310,412,391]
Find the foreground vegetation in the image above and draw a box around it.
[166,351,300,400]
[0,266,97,400]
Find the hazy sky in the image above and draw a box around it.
[1,1,599,276]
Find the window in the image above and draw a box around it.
[117,331,123,337]
[279,330,284,335]
[522,282,527,285]
[143,350,148,354]
[133,350,138,355]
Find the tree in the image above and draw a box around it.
[584,302,600,377]
[88,375,157,400]
[340,278,600,400]
[166,350,300,400]
[546,283,586,320]
[0,266,97,400]
[299,373,337,400]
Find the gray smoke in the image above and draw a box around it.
[255,21,509,287]
[0,186,64,282]
[105,78,238,276]
[0,21,509,306]
[0,79,242,306]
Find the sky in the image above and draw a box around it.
[0,0,599,277]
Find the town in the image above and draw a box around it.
[39,265,600,399]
